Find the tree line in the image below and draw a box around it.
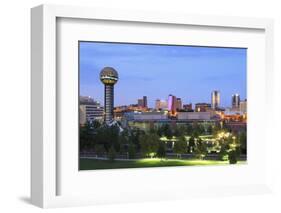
[80,120,246,164]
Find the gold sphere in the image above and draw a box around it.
[100,67,118,85]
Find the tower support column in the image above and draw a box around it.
[104,84,114,124]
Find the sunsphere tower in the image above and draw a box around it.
[100,67,119,124]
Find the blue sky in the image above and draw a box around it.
[79,41,246,108]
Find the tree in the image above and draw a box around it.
[186,124,193,136]
[94,144,105,157]
[80,122,95,151]
[173,125,181,137]
[212,124,222,136]
[156,126,164,137]
[218,136,231,161]
[96,125,120,152]
[194,138,207,160]
[147,133,160,157]
[157,141,166,159]
[109,125,120,152]
[130,129,144,152]
[193,123,204,136]
[162,124,173,139]
[227,135,241,164]
[119,131,129,154]
[177,125,187,137]
[173,136,187,158]
[139,134,150,157]
[139,133,160,157]
[128,143,136,159]
[92,119,101,129]
[191,130,200,139]
[149,127,157,134]
[108,146,116,161]
[188,136,195,153]
[207,125,213,135]
[228,150,237,164]
[238,131,247,154]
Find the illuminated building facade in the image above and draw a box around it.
[177,112,211,120]
[137,99,144,108]
[133,112,168,121]
[232,94,240,110]
[240,99,247,113]
[211,90,220,109]
[79,96,104,125]
[138,96,148,108]
[176,98,182,110]
[100,67,119,124]
[168,94,177,114]
[195,103,211,112]
[155,99,168,111]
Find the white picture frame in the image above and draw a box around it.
[31,4,274,208]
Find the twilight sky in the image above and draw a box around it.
[79,41,247,108]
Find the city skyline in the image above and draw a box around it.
[79,41,247,108]
[80,92,245,110]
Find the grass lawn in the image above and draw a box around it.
[79,158,246,170]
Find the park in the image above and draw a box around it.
[79,120,247,170]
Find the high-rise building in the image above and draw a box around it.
[240,99,247,113]
[138,99,144,108]
[168,94,177,114]
[211,90,220,109]
[143,96,148,108]
[232,94,240,110]
[176,98,182,110]
[138,96,148,108]
[155,99,160,110]
[195,103,211,112]
[100,67,119,124]
[79,96,104,125]
[155,99,168,110]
